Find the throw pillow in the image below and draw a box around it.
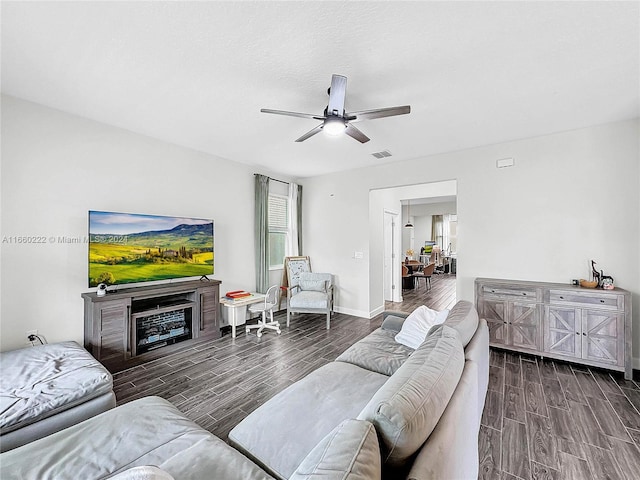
[299,279,326,292]
[394,306,449,349]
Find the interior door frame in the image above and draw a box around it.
[383,210,402,302]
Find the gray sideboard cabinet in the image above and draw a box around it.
[475,278,632,379]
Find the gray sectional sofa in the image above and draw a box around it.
[230,299,489,479]
[0,341,115,452]
[0,300,488,480]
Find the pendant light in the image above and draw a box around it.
[404,199,414,228]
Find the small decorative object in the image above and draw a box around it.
[406,249,414,260]
[579,279,598,288]
[590,260,601,287]
[581,260,615,289]
[96,283,108,297]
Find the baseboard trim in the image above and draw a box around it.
[369,305,385,319]
[333,306,369,319]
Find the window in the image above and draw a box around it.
[268,194,288,269]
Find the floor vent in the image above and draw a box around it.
[371,150,392,159]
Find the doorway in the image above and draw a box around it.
[368,180,458,315]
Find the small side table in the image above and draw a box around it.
[220,294,265,338]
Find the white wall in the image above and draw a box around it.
[302,120,640,365]
[3,97,638,366]
[0,95,290,351]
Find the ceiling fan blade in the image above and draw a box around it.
[327,75,347,116]
[295,124,324,142]
[344,123,370,143]
[261,109,324,121]
[346,105,411,122]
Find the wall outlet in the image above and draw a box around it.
[26,330,38,344]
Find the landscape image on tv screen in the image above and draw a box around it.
[89,211,214,287]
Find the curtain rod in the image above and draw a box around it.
[254,173,289,185]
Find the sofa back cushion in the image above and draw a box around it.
[430,300,478,347]
[290,419,381,480]
[335,329,413,376]
[357,326,464,468]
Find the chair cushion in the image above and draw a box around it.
[357,326,464,469]
[299,272,333,288]
[335,329,413,376]
[289,291,329,309]
[394,306,449,349]
[0,341,113,435]
[290,419,381,480]
[299,279,327,292]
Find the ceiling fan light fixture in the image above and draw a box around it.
[323,116,346,136]
[261,74,410,143]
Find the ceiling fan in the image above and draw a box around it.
[260,74,410,144]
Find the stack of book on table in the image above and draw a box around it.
[224,290,252,301]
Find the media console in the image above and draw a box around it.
[82,279,221,372]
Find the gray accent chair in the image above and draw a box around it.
[286,272,334,329]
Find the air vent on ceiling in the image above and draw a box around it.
[371,150,392,159]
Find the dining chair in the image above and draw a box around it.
[414,262,436,290]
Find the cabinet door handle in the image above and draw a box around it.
[522,293,527,296]
[583,333,587,336]
[576,332,579,335]
[199,294,204,330]
[559,296,564,299]
[600,299,605,303]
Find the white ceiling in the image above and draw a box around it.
[2,1,638,178]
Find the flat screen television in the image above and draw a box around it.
[88,211,214,287]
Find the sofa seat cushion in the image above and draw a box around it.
[110,466,175,480]
[0,396,273,480]
[290,290,330,309]
[229,362,388,480]
[357,326,464,469]
[0,341,113,435]
[290,419,381,480]
[335,329,413,376]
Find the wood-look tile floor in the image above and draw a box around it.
[480,350,640,480]
[115,275,640,479]
[114,275,456,440]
